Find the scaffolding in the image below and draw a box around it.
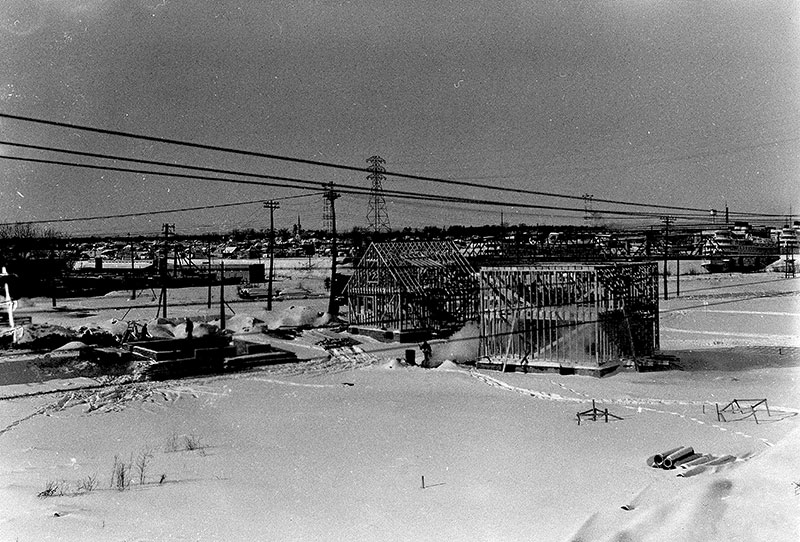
[479,262,659,375]
[346,241,478,340]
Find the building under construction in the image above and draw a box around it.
[479,262,659,376]
[346,241,478,341]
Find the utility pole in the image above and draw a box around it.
[129,233,136,300]
[49,239,56,308]
[1,267,15,330]
[219,260,226,330]
[323,182,341,316]
[157,223,175,318]
[264,200,280,311]
[660,216,672,301]
[173,236,179,279]
[207,240,212,309]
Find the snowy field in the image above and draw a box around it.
[0,272,798,541]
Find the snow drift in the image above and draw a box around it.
[567,427,800,542]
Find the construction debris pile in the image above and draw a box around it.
[315,336,361,350]
[50,380,157,414]
[0,313,308,383]
[13,321,122,350]
[130,336,299,380]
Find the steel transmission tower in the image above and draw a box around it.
[323,186,335,232]
[582,193,601,227]
[366,155,390,233]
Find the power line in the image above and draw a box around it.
[0,198,257,226]
[363,192,787,226]
[1,142,478,210]
[1,112,783,218]
[2,137,778,223]
[0,153,470,209]
[0,153,720,222]
[0,190,319,227]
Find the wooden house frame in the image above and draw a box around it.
[346,241,478,340]
[479,262,659,374]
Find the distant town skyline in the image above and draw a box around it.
[1,0,798,236]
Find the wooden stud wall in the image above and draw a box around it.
[346,242,479,333]
[479,263,658,367]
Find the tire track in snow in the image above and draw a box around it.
[232,346,378,378]
[250,377,337,388]
[0,382,192,437]
[0,404,51,437]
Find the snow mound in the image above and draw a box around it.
[433,360,463,372]
[15,323,76,349]
[145,318,176,338]
[53,341,90,351]
[567,427,800,542]
[266,305,328,329]
[383,358,409,370]
[224,314,263,334]
[91,319,129,337]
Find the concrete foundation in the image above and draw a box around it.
[476,358,621,378]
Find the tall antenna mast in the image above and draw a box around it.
[366,155,390,233]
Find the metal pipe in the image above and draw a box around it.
[679,455,714,469]
[703,454,735,467]
[653,446,682,468]
[673,453,701,466]
[662,446,694,469]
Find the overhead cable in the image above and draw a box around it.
[0,153,718,221]
[1,112,781,218]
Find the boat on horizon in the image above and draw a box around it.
[700,228,780,273]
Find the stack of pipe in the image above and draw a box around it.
[649,446,740,476]
[652,447,679,468]
[650,446,696,469]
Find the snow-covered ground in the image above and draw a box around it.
[1,273,798,541]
